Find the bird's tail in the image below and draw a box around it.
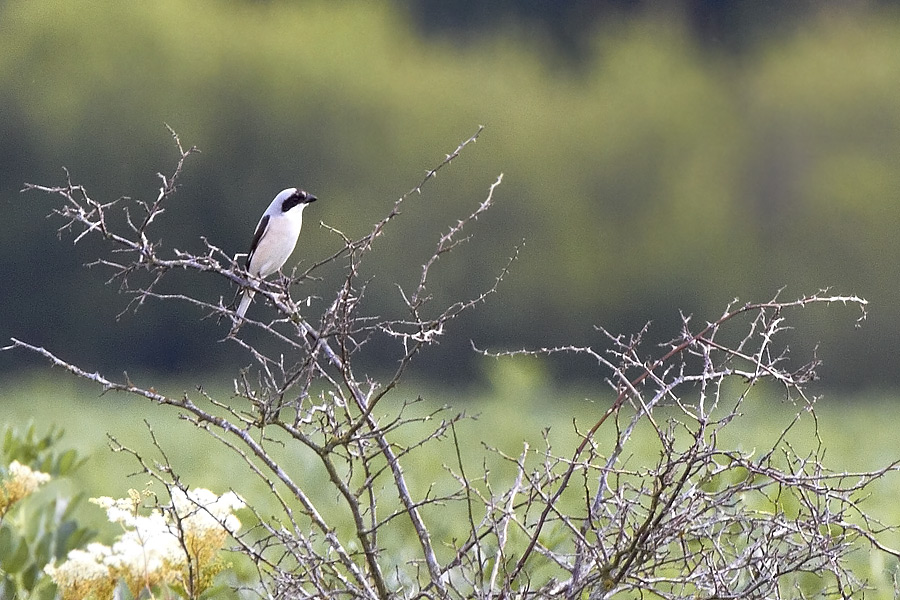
[236,289,255,320]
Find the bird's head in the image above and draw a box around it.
[277,187,317,214]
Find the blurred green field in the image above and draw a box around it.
[3,366,900,595]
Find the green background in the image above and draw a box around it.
[2,1,899,387]
[3,3,900,593]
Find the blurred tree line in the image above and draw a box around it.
[2,0,899,389]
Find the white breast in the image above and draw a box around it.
[248,213,304,278]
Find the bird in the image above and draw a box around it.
[235,187,317,320]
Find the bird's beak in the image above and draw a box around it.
[306,194,318,204]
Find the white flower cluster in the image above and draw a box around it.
[44,487,245,600]
[43,543,117,600]
[0,460,52,519]
[8,460,53,494]
[171,487,245,536]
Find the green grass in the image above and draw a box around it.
[3,370,899,596]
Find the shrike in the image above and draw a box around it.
[235,187,317,319]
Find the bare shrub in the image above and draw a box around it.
[6,127,899,599]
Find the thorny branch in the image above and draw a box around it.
[7,127,900,600]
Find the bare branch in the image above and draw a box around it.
[8,127,896,600]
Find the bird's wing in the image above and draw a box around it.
[246,214,270,270]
